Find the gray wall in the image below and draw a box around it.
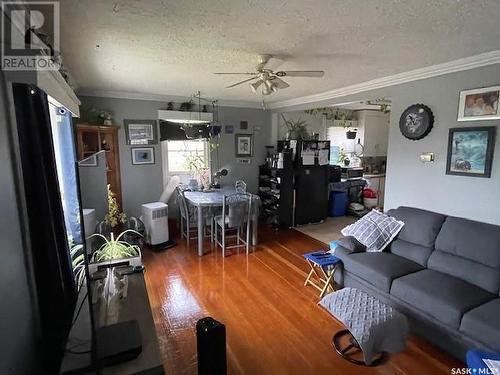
[78,151,108,221]
[275,63,500,225]
[79,96,272,217]
[0,75,37,373]
[384,64,500,225]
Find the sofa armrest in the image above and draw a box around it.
[334,236,366,259]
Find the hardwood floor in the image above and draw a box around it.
[142,228,462,375]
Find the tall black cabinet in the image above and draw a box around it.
[259,140,330,228]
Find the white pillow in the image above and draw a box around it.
[341,210,404,252]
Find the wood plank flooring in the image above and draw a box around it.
[142,228,462,375]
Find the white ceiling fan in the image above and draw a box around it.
[214,54,325,96]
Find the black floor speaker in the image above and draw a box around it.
[196,317,227,375]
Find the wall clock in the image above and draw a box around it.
[399,104,434,140]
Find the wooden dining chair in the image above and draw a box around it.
[214,192,252,256]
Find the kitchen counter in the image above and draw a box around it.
[363,173,385,178]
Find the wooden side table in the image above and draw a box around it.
[303,251,341,298]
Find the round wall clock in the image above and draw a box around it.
[399,104,434,140]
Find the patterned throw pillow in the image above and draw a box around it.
[341,210,405,252]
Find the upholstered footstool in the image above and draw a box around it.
[319,287,408,366]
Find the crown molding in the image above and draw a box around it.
[267,50,500,110]
[76,89,263,109]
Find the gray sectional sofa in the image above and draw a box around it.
[334,206,500,360]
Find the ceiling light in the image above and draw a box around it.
[250,81,260,93]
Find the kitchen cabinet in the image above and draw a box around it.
[355,110,390,157]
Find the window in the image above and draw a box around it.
[164,139,210,174]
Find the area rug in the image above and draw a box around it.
[294,216,356,245]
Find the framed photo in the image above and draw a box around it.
[124,119,158,145]
[79,154,97,167]
[446,127,496,178]
[225,125,234,134]
[458,86,500,121]
[131,147,155,165]
[235,134,253,157]
[240,121,248,130]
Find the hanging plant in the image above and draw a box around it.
[304,107,354,127]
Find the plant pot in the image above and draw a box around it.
[346,130,357,139]
[88,255,142,274]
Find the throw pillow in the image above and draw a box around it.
[341,210,404,252]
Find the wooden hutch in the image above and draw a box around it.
[75,124,122,207]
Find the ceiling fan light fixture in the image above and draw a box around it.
[250,81,259,93]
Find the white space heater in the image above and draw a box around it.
[141,202,172,248]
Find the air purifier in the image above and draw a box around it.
[141,202,175,249]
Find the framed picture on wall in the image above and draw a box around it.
[235,134,253,157]
[446,126,496,178]
[457,86,500,121]
[131,147,155,165]
[124,119,158,145]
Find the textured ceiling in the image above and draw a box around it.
[60,0,500,105]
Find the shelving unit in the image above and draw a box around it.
[258,152,294,228]
[75,124,122,208]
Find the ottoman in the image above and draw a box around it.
[320,287,408,366]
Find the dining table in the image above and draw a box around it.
[183,187,259,256]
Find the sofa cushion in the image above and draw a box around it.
[387,206,446,248]
[428,216,500,294]
[390,239,433,267]
[341,252,423,293]
[390,269,494,329]
[341,210,404,252]
[460,299,500,352]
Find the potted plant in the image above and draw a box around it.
[88,229,142,273]
[185,153,210,190]
[281,114,310,140]
[105,184,126,234]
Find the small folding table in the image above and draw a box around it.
[303,251,342,298]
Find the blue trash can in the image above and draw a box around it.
[329,191,348,217]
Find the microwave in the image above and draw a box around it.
[341,167,364,180]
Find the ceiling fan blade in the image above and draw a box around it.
[275,70,324,77]
[226,76,259,88]
[214,72,258,75]
[270,76,290,89]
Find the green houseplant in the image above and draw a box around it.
[90,229,142,263]
[281,114,310,140]
[105,184,126,229]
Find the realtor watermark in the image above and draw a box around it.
[1,1,60,71]
[451,368,499,374]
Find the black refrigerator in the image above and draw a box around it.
[278,140,330,226]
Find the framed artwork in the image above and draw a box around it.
[79,154,97,167]
[235,134,253,157]
[458,86,500,121]
[225,125,234,134]
[131,147,155,165]
[124,119,158,145]
[240,121,248,130]
[446,126,496,178]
